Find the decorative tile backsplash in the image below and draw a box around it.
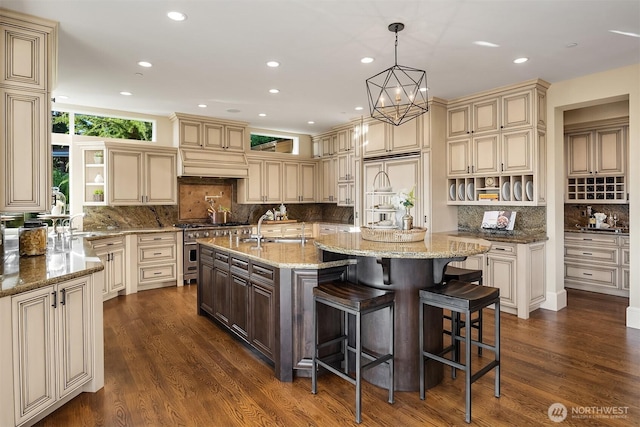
[458,205,547,234]
[564,204,629,230]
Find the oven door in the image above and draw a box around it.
[184,242,199,283]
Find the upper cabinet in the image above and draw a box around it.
[445,79,549,206]
[77,142,177,206]
[282,161,317,203]
[565,122,628,203]
[170,113,249,178]
[0,11,57,212]
[237,157,283,204]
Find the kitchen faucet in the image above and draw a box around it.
[63,212,86,237]
[251,214,268,249]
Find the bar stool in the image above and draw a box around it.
[419,279,500,424]
[443,266,484,356]
[312,281,395,424]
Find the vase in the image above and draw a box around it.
[401,207,413,230]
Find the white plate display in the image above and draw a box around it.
[458,183,465,201]
[449,183,456,200]
[501,181,510,201]
[467,182,474,201]
[526,181,533,201]
[513,181,522,201]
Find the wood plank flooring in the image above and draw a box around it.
[35,286,639,426]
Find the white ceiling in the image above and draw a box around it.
[3,0,640,135]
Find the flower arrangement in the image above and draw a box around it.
[393,187,416,210]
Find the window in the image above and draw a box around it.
[52,144,70,208]
[250,133,298,154]
[51,110,154,141]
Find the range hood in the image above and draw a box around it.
[178,148,249,178]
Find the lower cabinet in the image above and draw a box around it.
[450,240,546,319]
[90,236,126,301]
[564,232,629,297]
[135,232,177,291]
[4,276,95,426]
[198,246,276,361]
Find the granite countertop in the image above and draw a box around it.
[454,229,549,244]
[196,236,356,270]
[0,227,181,298]
[314,231,492,259]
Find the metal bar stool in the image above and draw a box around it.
[312,281,395,424]
[444,266,484,356]
[419,279,500,424]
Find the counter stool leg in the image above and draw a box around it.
[343,311,349,374]
[478,310,484,356]
[495,300,501,398]
[465,308,472,423]
[389,302,395,404]
[419,299,425,400]
[452,312,461,379]
[355,311,362,424]
[311,297,318,395]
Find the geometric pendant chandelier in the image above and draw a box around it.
[366,23,429,126]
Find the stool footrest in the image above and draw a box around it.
[317,334,348,349]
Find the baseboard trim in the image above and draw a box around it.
[539,289,567,312]
[626,306,640,329]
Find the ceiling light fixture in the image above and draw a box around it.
[167,11,187,21]
[269,88,280,94]
[513,57,529,64]
[307,121,315,124]
[473,41,500,47]
[258,113,267,117]
[355,106,364,111]
[365,23,428,126]
[198,104,207,108]
[137,61,152,67]
[120,91,132,96]
[361,57,374,64]
[266,61,280,67]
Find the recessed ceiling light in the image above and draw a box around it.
[266,61,280,68]
[167,11,187,21]
[513,57,529,64]
[269,89,280,94]
[420,87,428,92]
[609,30,640,38]
[137,61,152,68]
[361,57,374,64]
[307,121,315,125]
[198,104,207,108]
[473,41,500,47]
[120,91,132,96]
[258,113,267,117]
[355,106,364,111]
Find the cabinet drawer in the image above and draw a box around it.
[90,236,125,250]
[564,245,618,264]
[214,251,230,265]
[138,244,175,263]
[251,263,275,284]
[200,245,214,261]
[621,248,629,267]
[230,256,250,276]
[564,232,618,246]
[565,263,617,288]
[139,264,176,283]
[621,237,629,247]
[137,233,176,244]
[489,243,516,255]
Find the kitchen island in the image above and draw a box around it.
[197,231,491,390]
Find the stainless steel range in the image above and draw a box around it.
[176,222,253,284]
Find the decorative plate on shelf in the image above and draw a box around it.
[526,181,534,201]
[485,177,495,187]
[458,183,465,201]
[513,181,523,201]
[449,183,456,201]
[466,182,474,201]
[501,181,511,201]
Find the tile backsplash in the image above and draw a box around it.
[564,204,629,230]
[458,205,546,234]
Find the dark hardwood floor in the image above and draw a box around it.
[35,285,639,426]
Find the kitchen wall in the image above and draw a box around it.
[458,206,546,234]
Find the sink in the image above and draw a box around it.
[239,237,312,244]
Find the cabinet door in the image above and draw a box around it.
[472,135,499,175]
[0,88,49,211]
[595,127,625,174]
[337,182,355,206]
[225,125,246,151]
[500,129,532,173]
[202,122,223,149]
[447,138,471,176]
[264,161,283,203]
[230,275,249,339]
[178,119,202,148]
[472,98,499,134]
[321,135,335,157]
[487,254,516,308]
[108,150,144,205]
[391,118,421,153]
[282,162,300,203]
[145,151,177,204]
[501,90,532,130]
[243,159,265,203]
[336,129,349,152]
[566,132,592,176]
[362,120,388,157]
[213,267,230,325]
[12,287,56,424]
[337,153,352,181]
[109,248,126,293]
[1,23,48,90]
[250,281,275,360]
[320,157,335,202]
[447,104,470,138]
[57,278,92,398]
[299,162,317,202]
[199,261,215,316]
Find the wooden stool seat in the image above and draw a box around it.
[419,280,500,424]
[312,281,395,424]
[443,266,484,356]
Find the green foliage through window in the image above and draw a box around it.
[51,111,153,141]
[251,134,280,147]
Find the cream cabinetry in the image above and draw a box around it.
[336,128,356,153]
[78,143,177,206]
[9,276,93,426]
[0,11,57,212]
[564,232,628,297]
[565,123,628,203]
[282,161,317,203]
[446,79,548,206]
[319,157,337,203]
[449,240,546,319]
[238,158,283,204]
[90,236,126,301]
[134,233,178,291]
[255,222,312,238]
[362,119,422,158]
[171,113,246,152]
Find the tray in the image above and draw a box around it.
[361,226,427,242]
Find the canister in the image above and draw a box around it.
[19,220,48,256]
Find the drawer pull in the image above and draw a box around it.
[153,272,163,275]
[583,238,593,241]
[583,272,593,276]
[154,252,162,255]
[582,252,592,256]
[495,248,506,251]
[253,265,273,278]
[154,237,162,240]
